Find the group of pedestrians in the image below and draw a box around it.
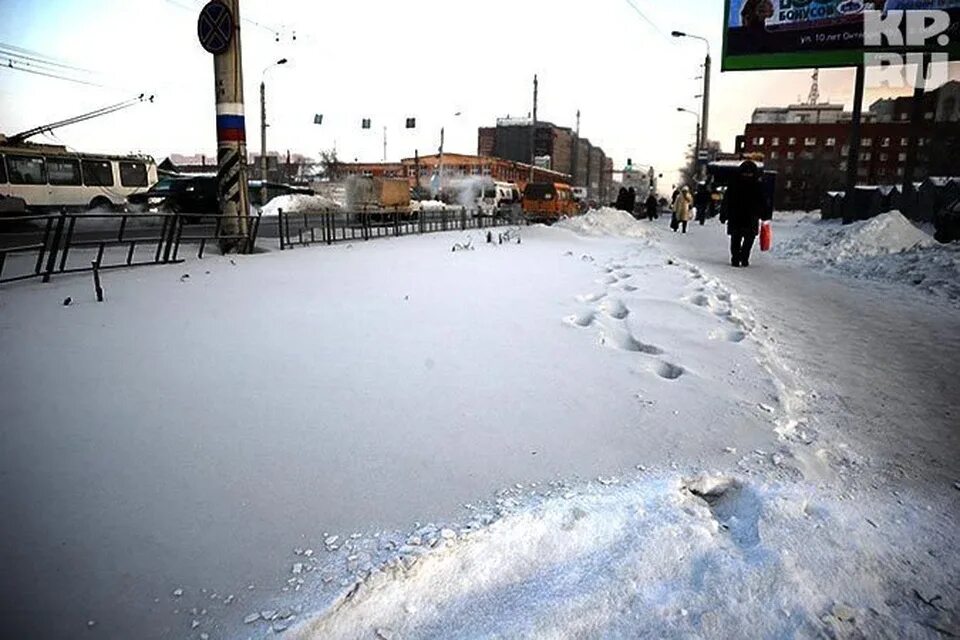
[663,160,770,267]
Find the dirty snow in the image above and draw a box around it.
[774,210,960,304]
[261,193,341,216]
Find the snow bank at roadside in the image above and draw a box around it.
[775,211,959,304]
[776,211,934,263]
[555,207,649,238]
[287,474,958,640]
[262,194,341,216]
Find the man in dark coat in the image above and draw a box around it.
[626,187,637,217]
[720,160,769,267]
[645,192,659,220]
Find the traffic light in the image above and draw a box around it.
[405,117,416,129]
[362,118,371,129]
[313,114,323,125]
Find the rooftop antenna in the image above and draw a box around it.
[807,68,820,105]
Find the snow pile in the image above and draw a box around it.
[776,211,934,263]
[774,211,959,304]
[410,200,454,213]
[261,194,341,216]
[290,474,958,639]
[555,207,649,238]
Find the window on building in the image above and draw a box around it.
[800,151,814,160]
[788,137,797,145]
[758,136,765,145]
[898,152,907,162]
[862,138,873,147]
[82,159,114,186]
[787,151,795,160]
[925,112,934,120]
[46,157,82,186]
[771,137,779,146]
[900,137,909,146]
[804,137,817,146]
[841,145,850,154]
[862,152,872,161]
[840,161,848,171]
[0,155,6,183]
[879,167,887,176]
[769,151,778,160]
[119,161,148,187]
[881,137,891,147]
[897,167,905,176]
[900,113,909,120]
[785,164,794,175]
[785,179,793,189]
[826,137,836,147]
[858,168,868,177]
[6,155,46,184]
[879,153,888,162]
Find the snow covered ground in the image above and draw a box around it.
[0,210,957,639]
[772,210,960,305]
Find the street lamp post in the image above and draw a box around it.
[677,107,702,181]
[672,31,710,151]
[260,58,287,206]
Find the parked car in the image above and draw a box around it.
[127,176,314,218]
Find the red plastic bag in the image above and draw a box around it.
[760,221,772,252]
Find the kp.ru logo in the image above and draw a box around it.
[864,9,952,88]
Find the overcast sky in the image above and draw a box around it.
[0,0,957,189]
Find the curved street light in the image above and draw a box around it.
[260,58,288,203]
[672,30,711,150]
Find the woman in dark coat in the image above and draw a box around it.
[719,160,769,267]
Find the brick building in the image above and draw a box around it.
[738,81,960,210]
[477,118,613,202]
[340,153,570,192]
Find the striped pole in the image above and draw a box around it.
[211,0,250,244]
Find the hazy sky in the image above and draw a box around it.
[0,0,957,188]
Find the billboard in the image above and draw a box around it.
[722,0,960,70]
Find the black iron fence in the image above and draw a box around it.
[276,206,517,250]
[0,210,262,286]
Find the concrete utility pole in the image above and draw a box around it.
[201,0,251,246]
[901,55,930,218]
[438,127,445,197]
[529,74,538,183]
[842,64,866,224]
[702,52,711,149]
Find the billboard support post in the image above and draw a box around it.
[842,63,866,225]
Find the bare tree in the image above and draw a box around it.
[317,148,342,181]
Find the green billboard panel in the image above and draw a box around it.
[722,0,960,71]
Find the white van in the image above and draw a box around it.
[480,181,521,218]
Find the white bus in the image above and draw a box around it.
[0,140,158,211]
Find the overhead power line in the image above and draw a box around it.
[0,58,108,88]
[622,0,673,42]
[0,41,96,74]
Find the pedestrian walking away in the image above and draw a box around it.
[719,160,770,267]
[672,185,693,233]
[627,187,637,218]
[694,181,711,226]
[615,187,628,212]
[645,192,659,220]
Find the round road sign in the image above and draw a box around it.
[197,1,233,55]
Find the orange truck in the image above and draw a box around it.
[521,182,579,222]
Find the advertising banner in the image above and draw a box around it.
[723,0,960,70]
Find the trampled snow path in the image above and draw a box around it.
[1,214,957,638]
